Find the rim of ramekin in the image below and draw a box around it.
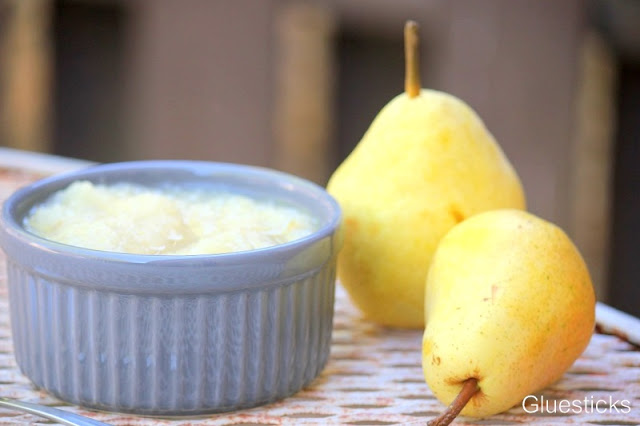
[0,160,342,293]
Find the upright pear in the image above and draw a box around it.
[423,209,595,424]
[327,22,525,328]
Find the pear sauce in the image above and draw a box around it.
[24,181,317,255]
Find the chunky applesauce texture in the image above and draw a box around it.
[24,181,318,255]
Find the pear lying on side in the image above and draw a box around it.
[422,209,595,424]
[327,22,525,328]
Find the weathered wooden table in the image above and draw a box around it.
[0,148,638,425]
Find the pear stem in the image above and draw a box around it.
[404,20,421,98]
[428,378,480,426]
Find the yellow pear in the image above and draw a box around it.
[422,209,595,424]
[326,22,525,328]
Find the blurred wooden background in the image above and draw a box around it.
[1,0,638,317]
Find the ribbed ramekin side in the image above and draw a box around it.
[6,263,111,406]
[5,260,336,415]
[6,261,31,382]
[7,263,61,392]
[196,262,336,413]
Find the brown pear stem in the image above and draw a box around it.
[428,378,480,426]
[404,20,421,98]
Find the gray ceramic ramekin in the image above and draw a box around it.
[0,160,342,416]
